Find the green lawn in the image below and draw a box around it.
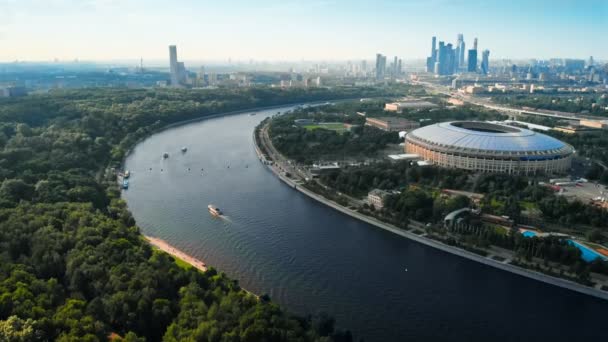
[173,256,194,270]
[520,201,538,211]
[303,122,347,133]
[151,248,194,271]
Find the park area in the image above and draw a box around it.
[303,122,349,134]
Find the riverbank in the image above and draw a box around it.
[145,235,208,272]
[121,98,361,165]
[254,121,608,301]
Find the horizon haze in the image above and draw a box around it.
[1,0,607,62]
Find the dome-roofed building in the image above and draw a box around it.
[405,121,574,174]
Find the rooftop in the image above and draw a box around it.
[408,121,572,153]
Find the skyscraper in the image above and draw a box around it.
[393,56,398,78]
[169,45,179,86]
[437,41,446,75]
[467,49,477,72]
[467,38,478,73]
[481,50,490,74]
[455,34,463,69]
[458,35,465,70]
[427,36,437,72]
[397,59,402,76]
[375,53,386,80]
[168,45,188,86]
[446,43,455,75]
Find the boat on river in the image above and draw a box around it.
[208,204,223,216]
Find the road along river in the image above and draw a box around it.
[123,105,608,341]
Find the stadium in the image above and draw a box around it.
[405,121,574,174]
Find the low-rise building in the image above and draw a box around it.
[365,117,420,132]
[553,125,598,134]
[384,101,437,112]
[463,85,485,94]
[387,153,421,161]
[308,163,340,178]
[447,98,464,106]
[580,119,608,130]
[368,189,391,209]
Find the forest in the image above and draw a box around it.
[268,111,399,164]
[318,161,608,231]
[0,86,394,341]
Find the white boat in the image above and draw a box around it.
[208,204,223,216]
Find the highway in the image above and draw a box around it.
[418,81,605,121]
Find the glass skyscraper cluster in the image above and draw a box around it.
[427,35,489,76]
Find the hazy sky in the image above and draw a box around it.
[1,0,606,62]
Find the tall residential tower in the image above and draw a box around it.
[169,45,179,86]
[168,45,187,87]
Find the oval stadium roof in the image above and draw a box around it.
[407,121,570,153]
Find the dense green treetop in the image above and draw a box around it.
[0,86,390,341]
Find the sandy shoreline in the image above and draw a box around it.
[145,235,208,272]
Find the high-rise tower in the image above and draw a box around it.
[427,36,438,72]
[169,45,179,86]
[481,50,490,74]
[457,34,465,70]
[467,38,478,72]
[455,34,463,69]
[467,49,477,72]
[375,53,386,80]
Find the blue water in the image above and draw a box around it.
[569,240,608,262]
[521,231,606,262]
[123,105,608,341]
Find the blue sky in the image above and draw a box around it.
[1,0,606,62]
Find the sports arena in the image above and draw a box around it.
[405,121,574,174]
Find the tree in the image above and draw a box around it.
[0,179,34,203]
[0,316,37,342]
[587,229,604,243]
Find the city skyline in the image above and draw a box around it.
[1,0,607,62]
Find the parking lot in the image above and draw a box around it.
[558,181,607,203]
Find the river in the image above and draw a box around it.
[123,105,608,341]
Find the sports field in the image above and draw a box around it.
[303,122,348,133]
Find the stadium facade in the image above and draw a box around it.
[405,121,574,174]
